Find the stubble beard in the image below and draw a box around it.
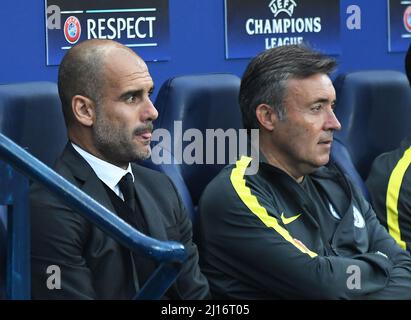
[93,113,151,167]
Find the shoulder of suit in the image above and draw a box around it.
[30,156,78,205]
[53,157,78,184]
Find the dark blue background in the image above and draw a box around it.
[0,0,410,101]
[225,0,340,58]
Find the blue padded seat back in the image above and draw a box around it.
[0,82,66,299]
[0,82,67,167]
[151,74,243,211]
[331,138,370,200]
[333,71,411,180]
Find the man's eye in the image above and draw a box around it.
[311,105,322,111]
[126,95,137,103]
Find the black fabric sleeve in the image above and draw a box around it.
[30,190,96,299]
[166,176,210,299]
[199,171,410,299]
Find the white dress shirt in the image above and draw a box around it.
[72,143,135,200]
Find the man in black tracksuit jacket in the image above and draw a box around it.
[198,45,411,299]
[366,135,411,254]
[366,46,411,254]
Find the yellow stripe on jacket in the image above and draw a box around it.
[385,147,411,250]
[229,156,318,258]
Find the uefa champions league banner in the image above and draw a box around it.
[225,0,340,59]
[45,0,170,65]
[388,0,411,52]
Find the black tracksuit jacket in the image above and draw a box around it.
[198,156,411,299]
[367,135,411,253]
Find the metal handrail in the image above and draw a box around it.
[0,133,187,299]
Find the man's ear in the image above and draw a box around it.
[71,95,96,127]
[255,104,277,131]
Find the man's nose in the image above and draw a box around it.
[144,98,158,121]
[325,108,341,131]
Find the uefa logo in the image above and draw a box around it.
[64,16,81,44]
[269,0,297,17]
[403,6,411,33]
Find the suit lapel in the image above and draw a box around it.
[132,169,168,241]
[82,176,116,213]
[61,143,166,236]
[60,143,157,292]
[132,167,182,298]
[60,143,115,213]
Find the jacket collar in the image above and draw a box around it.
[71,142,134,196]
[60,142,96,182]
[58,143,116,215]
[59,143,168,240]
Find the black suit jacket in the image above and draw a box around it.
[30,143,209,299]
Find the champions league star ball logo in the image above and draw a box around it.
[269,0,297,17]
[404,6,411,33]
[64,16,81,44]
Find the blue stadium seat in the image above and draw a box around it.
[0,82,67,299]
[0,82,67,167]
[144,74,242,219]
[331,70,411,198]
[331,138,370,200]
